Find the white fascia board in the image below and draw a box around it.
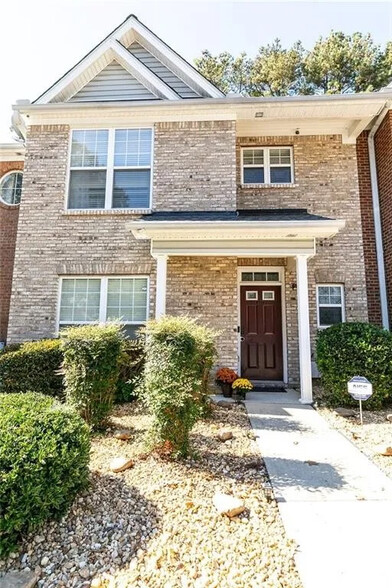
[115,17,225,99]
[129,219,346,241]
[0,143,25,161]
[111,41,180,100]
[151,239,316,257]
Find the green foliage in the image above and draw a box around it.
[61,323,123,429]
[316,322,392,409]
[195,31,391,96]
[0,339,64,397]
[142,315,217,457]
[116,338,145,403]
[0,393,90,556]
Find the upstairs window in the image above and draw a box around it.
[242,147,293,185]
[317,285,345,328]
[68,128,152,210]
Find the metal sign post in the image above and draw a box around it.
[347,376,373,425]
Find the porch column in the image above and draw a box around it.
[155,254,168,318]
[296,254,313,404]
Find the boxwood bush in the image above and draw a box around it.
[116,338,145,403]
[142,315,217,457]
[0,339,64,397]
[0,393,90,557]
[61,323,123,428]
[316,322,392,409]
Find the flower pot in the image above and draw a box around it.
[220,382,232,398]
[233,388,247,401]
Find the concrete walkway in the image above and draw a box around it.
[245,391,392,588]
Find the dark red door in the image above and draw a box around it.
[240,285,283,381]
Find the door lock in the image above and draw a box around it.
[240,336,245,342]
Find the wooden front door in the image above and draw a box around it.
[240,285,283,381]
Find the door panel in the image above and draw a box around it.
[240,285,283,380]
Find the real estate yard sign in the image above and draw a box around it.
[348,376,373,424]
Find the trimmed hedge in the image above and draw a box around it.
[0,339,64,397]
[142,315,217,457]
[116,338,145,403]
[61,323,123,428]
[0,393,90,557]
[316,322,392,409]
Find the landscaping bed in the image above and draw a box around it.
[1,401,301,588]
[317,406,392,479]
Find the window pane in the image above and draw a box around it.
[114,128,152,167]
[112,170,150,208]
[106,278,148,322]
[68,170,106,209]
[243,167,264,184]
[71,130,108,167]
[254,272,266,281]
[270,167,292,184]
[319,306,342,327]
[243,149,264,165]
[318,286,342,305]
[59,278,101,323]
[0,172,23,205]
[241,272,253,281]
[269,148,291,165]
[267,272,279,281]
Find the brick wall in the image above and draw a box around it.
[8,126,155,342]
[153,121,236,211]
[237,135,369,381]
[0,161,23,342]
[356,131,382,325]
[374,111,392,326]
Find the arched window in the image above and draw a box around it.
[0,171,23,205]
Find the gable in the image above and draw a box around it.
[34,15,224,104]
[69,61,157,102]
[128,42,200,98]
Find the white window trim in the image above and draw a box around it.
[56,275,150,334]
[316,283,345,329]
[66,127,154,211]
[0,170,23,207]
[241,146,294,186]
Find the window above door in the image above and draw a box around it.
[241,146,294,186]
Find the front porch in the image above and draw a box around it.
[129,209,345,404]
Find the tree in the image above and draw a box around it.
[194,31,392,96]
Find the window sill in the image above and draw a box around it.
[62,208,152,216]
[240,183,298,189]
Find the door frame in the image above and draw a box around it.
[237,266,288,384]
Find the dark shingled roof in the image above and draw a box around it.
[140,209,334,222]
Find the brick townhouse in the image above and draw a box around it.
[1,14,392,403]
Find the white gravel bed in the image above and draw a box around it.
[1,402,301,588]
[317,406,392,479]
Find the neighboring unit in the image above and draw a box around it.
[2,14,392,402]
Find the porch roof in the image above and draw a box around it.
[136,208,331,223]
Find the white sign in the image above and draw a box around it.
[348,376,373,401]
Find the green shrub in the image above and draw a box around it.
[116,338,145,403]
[0,339,64,397]
[0,392,90,557]
[61,323,123,428]
[142,315,217,457]
[316,322,392,409]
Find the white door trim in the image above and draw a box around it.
[237,266,288,384]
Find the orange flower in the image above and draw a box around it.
[216,367,238,384]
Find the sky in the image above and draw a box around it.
[1,0,392,142]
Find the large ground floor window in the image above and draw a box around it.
[58,276,149,337]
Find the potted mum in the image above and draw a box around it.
[232,378,253,401]
[215,367,238,398]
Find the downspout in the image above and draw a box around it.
[368,102,391,330]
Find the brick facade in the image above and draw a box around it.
[8,124,369,385]
[0,161,23,343]
[374,111,392,327]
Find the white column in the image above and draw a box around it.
[155,255,168,318]
[296,255,313,404]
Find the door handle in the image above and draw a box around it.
[240,336,245,342]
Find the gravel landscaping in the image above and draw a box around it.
[317,405,392,479]
[0,401,301,588]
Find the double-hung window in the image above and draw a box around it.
[58,276,149,338]
[317,285,345,328]
[242,147,293,185]
[68,128,152,210]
